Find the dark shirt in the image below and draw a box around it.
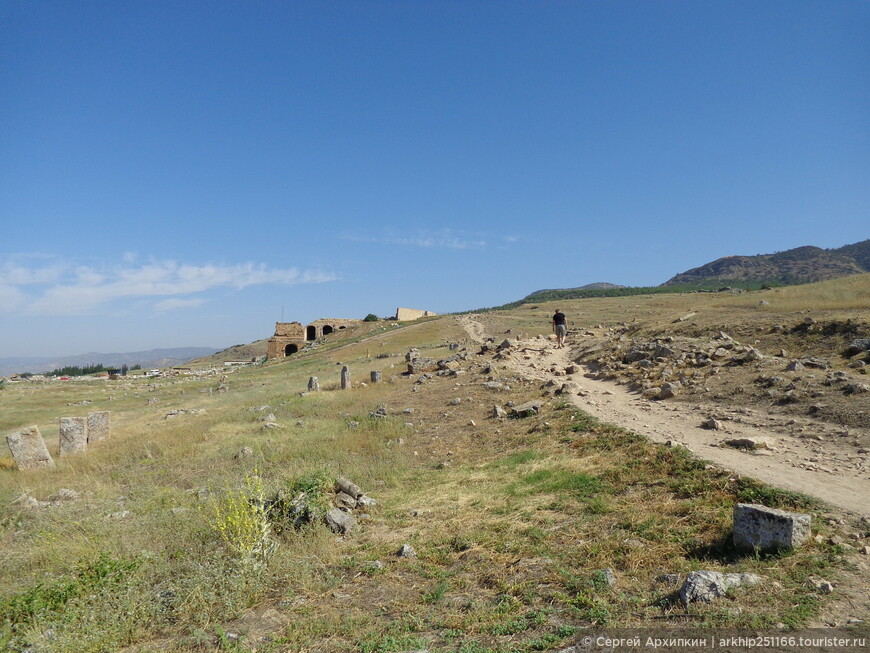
[553,312,566,326]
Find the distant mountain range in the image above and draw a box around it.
[499,238,870,309]
[662,239,870,287]
[0,347,220,377]
[526,283,625,297]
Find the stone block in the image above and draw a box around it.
[325,508,356,534]
[59,417,88,456]
[510,400,542,418]
[87,411,110,443]
[340,366,351,390]
[6,425,55,470]
[733,503,811,551]
[680,570,762,605]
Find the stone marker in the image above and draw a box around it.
[307,376,320,392]
[6,425,55,470]
[87,411,110,443]
[340,366,351,390]
[733,503,812,551]
[370,370,382,383]
[59,417,88,456]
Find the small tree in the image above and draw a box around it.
[363,313,379,322]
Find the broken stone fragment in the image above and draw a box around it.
[335,477,364,499]
[333,492,357,510]
[510,400,542,418]
[807,577,834,594]
[50,488,79,502]
[597,568,617,588]
[15,494,50,509]
[658,382,682,399]
[356,495,377,508]
[680,570,762,605]
[723,437,773,450]
[325,508,356,534]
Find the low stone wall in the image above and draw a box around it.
[396,307,437,321]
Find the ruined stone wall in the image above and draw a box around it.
[268,319,365,360]
[308,318,363,339]
[396,307,437,321]
[267,321,306,360]
[273,321,304,338]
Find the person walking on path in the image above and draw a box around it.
[552,309,568,349]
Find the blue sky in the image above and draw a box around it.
[1,1,867,358]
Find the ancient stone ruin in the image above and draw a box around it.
[59,417,88,456]
[267,318,364,360]
[732,503,812,551]
[6,426,55,470]
[395,307,437,321]
[266,321,305,359]
[5,411,112,470]
[87,410,111,443]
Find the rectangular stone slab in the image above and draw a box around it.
[59,417,88,456]
[87,411,110,443]
[6,425,56,470]
[733,503,811,551]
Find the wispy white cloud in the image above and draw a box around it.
[154,297,206,312]
[0,256,338,316]
[342,228,488,250]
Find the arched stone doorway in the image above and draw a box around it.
[284,344,299,356]
[322,325,334,336]
[306,325,317,340]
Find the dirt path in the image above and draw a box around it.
[457,315,870,517]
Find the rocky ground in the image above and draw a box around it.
[457,315,870,516]
[458,313,870,631]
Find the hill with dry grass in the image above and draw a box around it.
[1,277,869,651]
[663,239,870,286]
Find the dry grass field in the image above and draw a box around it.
[1,278,868,651]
